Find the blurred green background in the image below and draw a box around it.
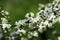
[0,0,53,24]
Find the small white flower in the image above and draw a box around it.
[17,29,21,33]
[15,20,26,25]
[17,29,26,34]
[48,23,52,27]
[48,13,56,21]
[44,20,49,25]
[4,30,7,33]
[25,13,29,18]
[36,10,44,16]
[45,7,52,13]
[33,31,38,37]
[58,37,60,40]
[1,18,8,24]
[19,33,22,36]
[30,12,34,17]
[2,24,11,29]
[5,11,9,15]
[1,10,4,12]
[21,37,27,40]
[54,17,60,23]
[38,28,43,33]
[12,36,15,40]
[15,21,20,25]
[38,3,44,10]
[52,18,58,24]
[39,3,44,7]
[19,20,26,25]
[28,33,32,38]
[21,37,24,40]
[53,7,59,11]
[31,17,40,23]
[1,10,9,15]
[21,29,26,34]
[2,24,7,29]
[25,12,34,18]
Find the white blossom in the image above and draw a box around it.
[2,24,11,29]
[33,31,38,37]
[17,29,26,34]
[48,23,52,27]
[58,37,60,40]
[1,18,8,24]
[44,20,49,25]
[11,36,15,40]
[25,12,34,18]
[1,10,9,15]
[21,37,27,40]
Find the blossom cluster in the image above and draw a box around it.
[0,0,60,40]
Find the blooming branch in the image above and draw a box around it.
[0,0,60,40]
